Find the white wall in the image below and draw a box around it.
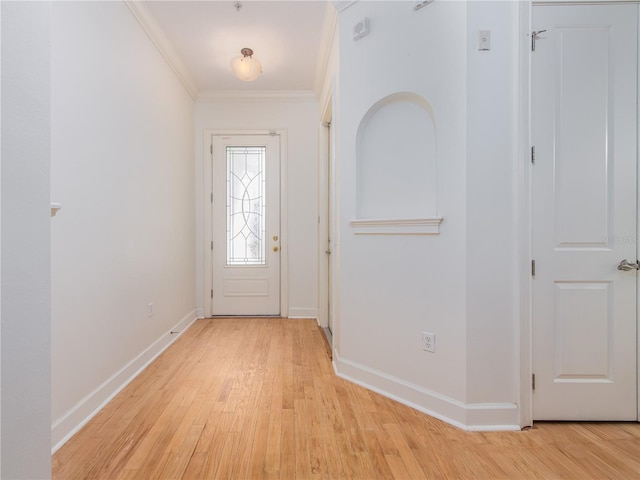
[465,1,520,411]
[1,2,52,478]
[51,1,196,449]
[195,99,319,319]
[333,0,521,429]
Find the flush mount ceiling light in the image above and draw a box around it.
[230,48,262,82]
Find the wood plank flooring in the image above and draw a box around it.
[52,318,640,479]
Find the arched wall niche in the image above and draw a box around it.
[352,92,442,235]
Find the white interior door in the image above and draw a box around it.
[211,135,280,316]
[531,3,638,420]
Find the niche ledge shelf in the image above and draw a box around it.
[51,202,62,217]
[350,217,443,235]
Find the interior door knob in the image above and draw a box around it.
[617,259,639,271]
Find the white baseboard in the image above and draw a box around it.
[333,351,520,431]
[287,307,318,319]
[195,306,205,318]
[51,310,198,453]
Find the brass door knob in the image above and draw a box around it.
[273,246,279,252]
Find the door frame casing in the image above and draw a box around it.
[203,129,289,318]
[518,0,533,428]
[318,92,333,329]
[521,0,640,425]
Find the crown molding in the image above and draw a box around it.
[333,1,359,13]
[533,0,639,4]
[123,0,198,100]
[197,90,319,103]
[313,2,339,97]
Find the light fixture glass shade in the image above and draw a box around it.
[231,48,262,82]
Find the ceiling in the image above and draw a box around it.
[142,0,332,96]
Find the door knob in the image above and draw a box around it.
[273,246,279,252]
[617,259,639,271]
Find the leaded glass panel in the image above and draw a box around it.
[226,146,266,265]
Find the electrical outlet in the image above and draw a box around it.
[422,332,435,353]
[147,302,154,318]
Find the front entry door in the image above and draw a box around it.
[531,3,638,420]
[211,135,281,316]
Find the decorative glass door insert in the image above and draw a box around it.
[226,146,266,266]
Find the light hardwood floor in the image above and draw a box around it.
[52,318,640,479]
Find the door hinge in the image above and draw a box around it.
[211,241,213,250]
[531,260,536,277]
[211,289,213,299]
[210,144,213,154]
[532,373,536,391]
[531,146,536,165]
[210,192,213,203]
[531,29,547,51]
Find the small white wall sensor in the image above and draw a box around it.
[353,18,370,41]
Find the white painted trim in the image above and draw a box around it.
[123,1,198,100]
[534,0,640,5]
[203,130,289,318]
[197,90,318,103]
[51,310,198,453]
[288,308,318,319]
[50,202,62,217]
[317,123,329,328]
[636,2,640,423]
[333,352,520,431]
[318,94,333,329]
[518,0,534,429]
[330,79,342,361]
[350,217,443,235]
[0,4,3,471]
[279,131,290,319]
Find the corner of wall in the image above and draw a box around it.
[334,352,520,431]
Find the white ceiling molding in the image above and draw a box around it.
[124,1,198,100]
[534,0,639,4]
[313,2,339,97]
[196,90,318,103]
[333,1,359,13]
